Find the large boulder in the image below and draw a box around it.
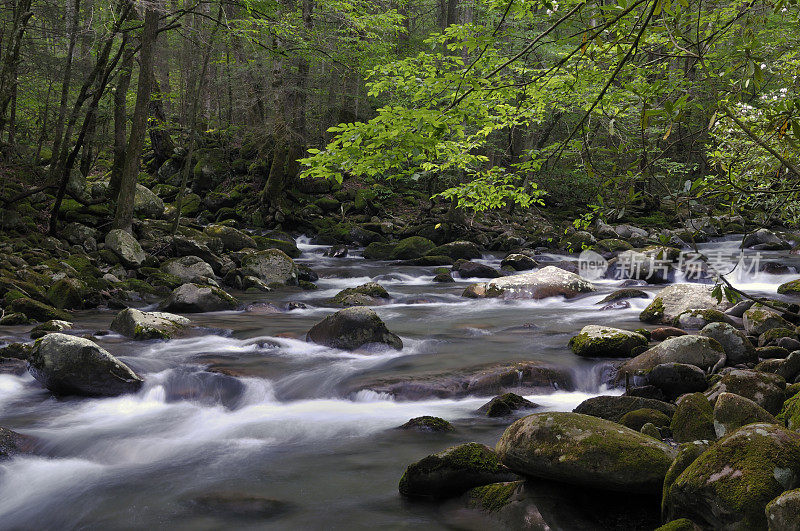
[162,256,215,284]
[705,369,786,415]
[9,297,71,323]
[766,489,800,530]
[28,333,143,396]
[465,266,595,300]
[306,307,402,351]
[743,304,793,336]
[160,283,240,313]
[699,322,757,365]
[110,308,191,340]
[104,229,146,268]
[670,392,716,443]
[240,249,299,286]
[389,236,436,260]
[477,393,537,417]
[568,325,648,358]
[399,442,517,498]
[133,184,165,219]
[663,423,800,529]
[46,277,87,310]
[618,335,725,378]
[496,412,675,492]
[640,284,733,324]
[204,224,256,252]
[573,395,675,422]
[647,362,709,400]
[742,228,787,250]
[712,392,778,438]
[330,282,390,307]
[428,241,482,260]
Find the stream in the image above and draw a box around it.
[0,235,798,529]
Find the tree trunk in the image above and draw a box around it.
[110,33,134,199]
[0,0,34,137]
[113,7,158,233]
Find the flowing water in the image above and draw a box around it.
[0,236,798,529]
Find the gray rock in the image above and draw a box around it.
[568,325,648,358]
[699,322,757,365]
[160,283,239,313]
[110,308,191,340]
[104,229,146,268]
[640,284,733,324]
[766,489,800,531]
[573,395,675,422]
[618,335,726,378]
[744,304,793,336]
[240,249,299,286]
[465,266,595,300]
[162,256,216,284]
[712,392,778,438]
[203,224,257,251]
[705,369,786,415]
[306,307,402,351]
[134,184,165,219]
[647,362,708,400]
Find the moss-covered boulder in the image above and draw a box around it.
[661,441,712,519]
[203,224,256,251]
[596,288,649,305]
[757,350,800,382]
[640,284,733,324]
[29,319,72,339]
[618,335,725,379]
[663,423,800,529]
[670,392,716,443]
[427,241,482,260]
[363,242,395,260]
[674,308,728,330]
[306,306,402,351]
[110,308,191,340]
[476,393,538,417]
[253,235,301,258]
[9,297,70,322]
[713,392,779,438]
[744,304,793,336]
[330,282,390,307]
[240,249,299,286]
[46,277,86,310]
[777,392,800,431]
[399,442,517,498]
[397,416,454,432]
[467,266,595,300]
[619,407,671,431]
[705,369,787,415]
[160,283,239,313]
[568,325,648,358]
[133,183,165,219]
[573,395,675,422]
[389,236,436,260]
[655,519,703,531]
[104,229,146,268]
[161,256,215,285]
[496,412,676,492]
[766,489,800,530]
[28,333,143,396]
[646,362,708,400]
[777,279,800,295]
[500,253,538,271]
[699,322,757,365]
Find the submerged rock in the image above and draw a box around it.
[640,284,733,325]
[306,307,402,351]
[187,493,294,520]
[0,426,34,459]
[110,308,191,340]
[160,283,240,313]
[496,412,675,492]
[28,333,143,396]
[464,266,595,300]
[568,325,647,358]
[399,442,517,498]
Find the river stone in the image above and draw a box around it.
[306,307,402,351]
[744,304,793,336]
[756,350,800,382]
[105,229,146,268]
[30,319,73,339]
[330,282,390,307]
[640,284,733,324]
[596,288,649,304]
[0,426,34,459]
[389,236,436,260]
[110,308,191,340]
[713,392,778,438]
[766,489,800,530]
[778,279,800,295]
[618,335,725,378]
[240,249,299,286]
[454,261,501,279]
[9,297,71,323]
[663,423,800,529]
[46,277,86,310]
[28,333,143,396]
[573,395,675,422]
[466,266,595,300]
[160,283,239,313]
[647,362,708,400]
[675,309,728,330]
[162,256,215,284]
[203,224,256,251]
[500,253,538,271]
[705,369,787,415]
[428,241,482,260]
[661,441,712,518]
[778,392,800,431]
[569,325,647,358]
[742,228,786,249]
[397,416,454,432]
[651,327,688,341]
[399,442,517,498]
[699,322,757,365]
[476,393,537,417]
[496,412,676,492]
[619,408,671,431]
[671,392,716,443]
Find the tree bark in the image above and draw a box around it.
[110,33,134,199]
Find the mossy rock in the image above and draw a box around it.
[713,392,779,438]
[766,489,800,530]
[476,393,538,417]
[464,481,522,513]
[427,241,482,260]
[778,392,800,431]
[663,423,800,529]
[9,297,70,323]
[253,236,301,258]
[399,442,517,498]
[573,395,675,422]
[315,196,341,212]
[597,288,649,305]
[705,369,787,415]
[389,236,436,260]
[569,325,648,358]
[402,255,454,266]
[596,238,634,252]
[619,408,671,431]
[661,441,711,519]
[673,309,727,330]
[671,392,716,443]
[743,303,793,336]
[655,518,702,531]
[759,326,798,347]
[46,278,87,310]
[640,284,733,324]
[397,416,454,432]
[777,278,800,295]
[363,242,395,260]
[330,282,390,307]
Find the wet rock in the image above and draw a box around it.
[713,392,778,438]
[705,369,786,415]
[30,319,73,339]
[675,308,728,330]
[759,326,798,347]
[568,325,647,358]
[647,362,708,400]
[596,288,648,304]
[110,308,191,340]
[429,241,482,260]
[661,441,712,518]
[160,283,240,313]
[433,272,454,283]
[619,407,671,431]
[500,253,538,271]
[389,236,436,260]
[778,392,800,430]
[618,335,725,378]
[306,306,402,351]
[454,261,501,279]
[324,244,348,257]
[397,416,455,432]
[9,297,71,323]
[670,392,716,443]
[187,493,294,520]
[496,412,675,492]
[104,229,146,268]
[465,266,595,300]
[0,426,34,459]
[162,256,215,284]
[0,312,29,325]
[203,224,256,252]
[699,322,757,365]
[0,342,32,360]
[28,333,143,396]
[476,393,537,417]
[240,249,299,286]
[744,303,793,336]
[651,327,688,341]
[757,345,791,360]
[330,282,390,307]
[778,278,800,295]
[399,442,517,498]
[766,489,800,531]
[663,423,800,529]
[640,284,733,325]
[573,395,675,422]
[46,278,86,310]
[757,350,800,382]
[742,228,787,250]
